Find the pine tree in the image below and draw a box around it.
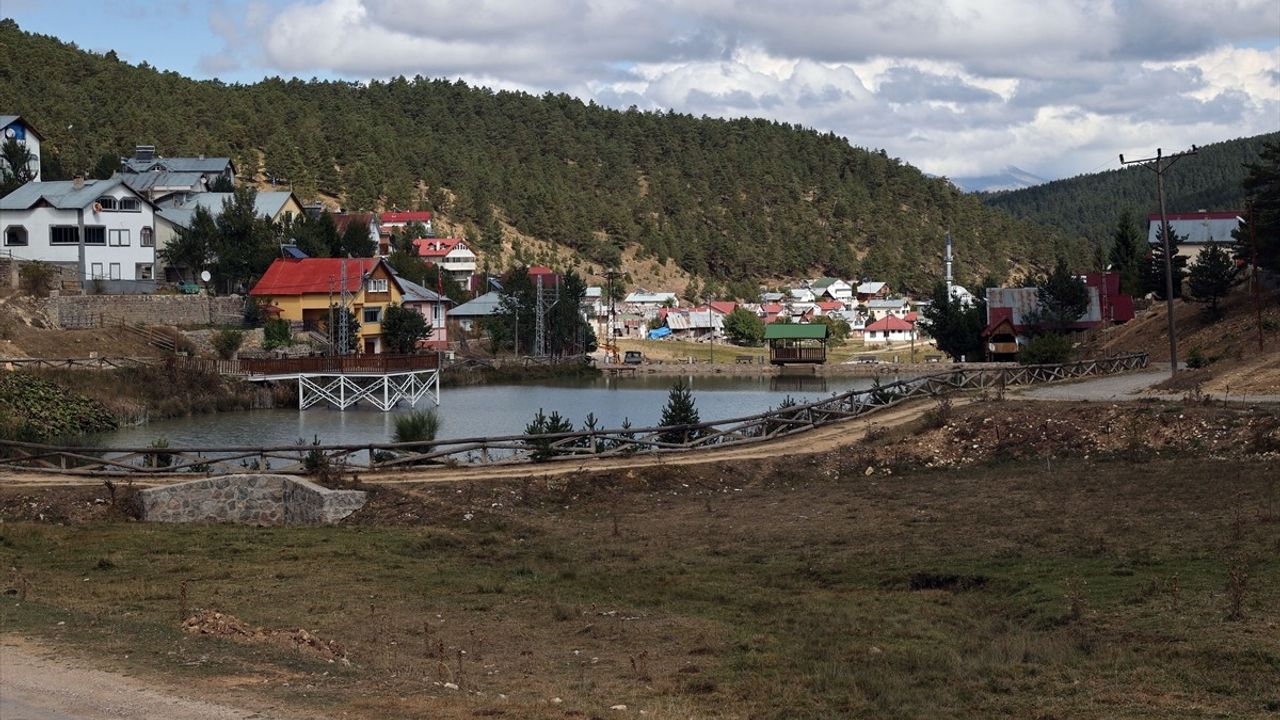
[1036,258,1090,332]
[1187,241,1237,319]
[1239,140,1280,273]
[659,379,701,444]
[1147,222,1189,300]
[1107,209,1146,297]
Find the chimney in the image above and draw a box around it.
[135,145,155,162]
[73,175,84,190]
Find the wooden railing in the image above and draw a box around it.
[770,346,827,363]
[0,353,1149,477]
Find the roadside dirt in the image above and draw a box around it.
[0,636,319,720]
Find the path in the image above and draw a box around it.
[1016,367,1280,404]
[0,637,307,720]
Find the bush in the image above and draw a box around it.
[263,319,292,350]
[393,409,441,444]
[211,329,245,360]
[524,408,575,461]
[19,261,56,297]
[1185,347,1210,369]
[1018,333,1073,365]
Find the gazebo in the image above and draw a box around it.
[765,323,828,365]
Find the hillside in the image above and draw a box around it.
[0,19,1084,292]
[982,132,1279,247]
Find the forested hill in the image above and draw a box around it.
[0,19,1081,291]
[981,133,1278,247]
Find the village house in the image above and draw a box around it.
[118,145,236,203]
[378,210,433,255]
[395,275,452,351]
[863,314,918,346]
[1147,210,1242,264]
[154,190,304,282]
[249,257,405,354]
[1,176,157,290]
[414,237,477,289]
[808,277,854,302]
[448,290,503,336]
[1,115,42,181]
[981,272,1135,359]
[856,281,891,302]
[863,296,912,322]
[623,289,678,317]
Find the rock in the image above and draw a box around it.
[443,682,459,690]
[551,697,563,704]
[610,704,628,711]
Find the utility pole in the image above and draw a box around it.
[1245,205,1263,352]
[604,269,621,363]
[1120,145,1198,378]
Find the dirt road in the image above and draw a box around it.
[0,637,305,720]
[1016,367,1280,403]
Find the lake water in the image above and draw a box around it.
[103,374,891,448]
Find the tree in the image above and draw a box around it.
[1108,209,1146,297]
[338,218,376,258]
[381,303,430,353]
[1036,258,1090,332]
[812,315,850,343]
[210,186,279,292]
[158,205,216,282]
[209,175,235,192]
[88,152,120,180]
[1239,140,1280,273]
[290,211,341,258]
[1187,241,1237,319]
[1147,222,1188,300]
[1018,333,1072,365]
[524,408,575,461]
[0,137,36,196]
[918,282,985,360]
[723,307,765,345]
[659,379,701,445]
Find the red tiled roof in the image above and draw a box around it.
[816,300,844,311]
[760,303,784,314]
[865,315,914,331]
[380,211,433,224]
[707,301,737,315]
[528,265,556,276]
[414,237,464,257]
[250,258,393,296]
[904,311,919,322]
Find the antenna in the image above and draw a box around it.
[534,271,560,357]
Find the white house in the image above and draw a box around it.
[1147,211,1242,264]
[863,314,918,345]
[1,177,157,289]
[864,297,912,322]
[623,289,678,311]
[120,145,235,194]
[414,237,477,289]
[808,277,854,302]
[0,115,42,182]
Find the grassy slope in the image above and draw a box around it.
[2,449,1277,718]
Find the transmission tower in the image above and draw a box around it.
[534,273,560,357]
[338,260,353,355]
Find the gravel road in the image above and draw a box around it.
[1017,368,1280,403]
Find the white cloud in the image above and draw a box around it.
[222,0,1280,179]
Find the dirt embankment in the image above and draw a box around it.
[1089,283,1280,394]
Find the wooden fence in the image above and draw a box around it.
[0,353,1149,477]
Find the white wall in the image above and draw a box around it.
[2,187,157,281]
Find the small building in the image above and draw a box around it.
[396,276,452,350]
[864,297,912,322]
[981,271,1135,356]
[448,290,503,335]
[856,281,891,302]
[981,315,1020,361]
[0,177,157,290]
[414,237,477,289]
[249,257,405,354]
[765,323,828,365]
[864,314,917,345]
[119,145,235,201]
[623,289,677,309]
[809,277,854,302]
[0,114,43,182]
[379,210,433,254]
[814,299,846,316]
[1147,211,1241,264]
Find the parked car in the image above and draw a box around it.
[623,350,644,365]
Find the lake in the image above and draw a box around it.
[103,373,893,448]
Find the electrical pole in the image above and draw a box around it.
[1120,145,1198,378]
[1247,205,1263,352]
[604,269,621,364]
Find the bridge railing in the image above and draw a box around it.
[0,353,1148,477]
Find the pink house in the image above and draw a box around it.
[395,276,453,350]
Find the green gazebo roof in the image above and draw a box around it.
[765,323,828,340]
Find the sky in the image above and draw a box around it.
[5,0,1279,182]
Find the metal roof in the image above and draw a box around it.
[1147,215,1241,245]
[120,171,208,194]
[122,156,234,174]
[156,192,297,227]
[0,177,133,210]
[396,276,453,305]
[765,323,828,340]
[857,281,888,294]
[450,291,503,317]
[866,297,909,308]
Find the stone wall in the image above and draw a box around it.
[45,294,247,329]
[137,474,366,525]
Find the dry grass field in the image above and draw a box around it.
[2,402,1278,719]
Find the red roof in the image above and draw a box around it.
[1147,211,1241,221]
[816,300,844,311]
[331,213,373,234]
[904,311,919,322]
[865,315,915,332]
[707,301,737,315]
[760,303,783,314]
[414,237,465,258]
[250,258,394,296]
[528,265,556,276]
[380,211,433,225]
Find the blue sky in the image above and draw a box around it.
[5,0,1278,181]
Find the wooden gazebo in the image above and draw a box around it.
[765,323,828,365]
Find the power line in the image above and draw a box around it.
[1119,145,1198,379]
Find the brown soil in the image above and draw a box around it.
[183,609,349,664]
[1,290,160,358]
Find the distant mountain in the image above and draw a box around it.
[981,133,1278,246]
[950,166,1047,193]
[0,18,1084,291]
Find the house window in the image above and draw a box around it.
[109,229,130,246]
[432,304,441,322]
[136,263,154,280]
[96,196,118,211]
[84,226,106,245]
[367,278,388,293]
[3,225,27,246]
[50,226,80,245]
[118,197,140,212]
[109,263,121,280]
[140,227,154,247]
[90,262,103,279]
[363,307,381,323]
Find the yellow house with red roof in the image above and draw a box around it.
[249,257,404,354]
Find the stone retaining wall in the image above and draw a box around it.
[137,474,366,525]
[45,294,247,329]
